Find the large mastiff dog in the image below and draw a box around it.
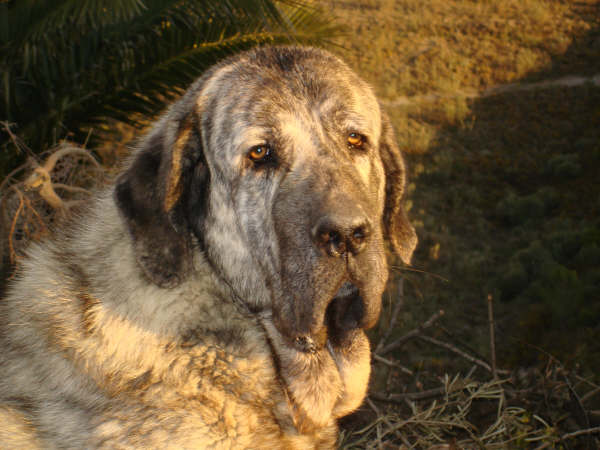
[0,46,416,448]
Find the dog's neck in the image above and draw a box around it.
[259,313,371,434]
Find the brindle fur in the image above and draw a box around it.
[0,46,416,448]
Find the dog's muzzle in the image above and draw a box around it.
[292,281,367,353]
[274,183,384,354]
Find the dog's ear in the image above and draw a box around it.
[115,111,208,288]
[379,112,418,265]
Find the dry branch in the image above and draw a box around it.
[365,397,411,447]
[8,189,24,265]
[581,387,600,404]
[378,309,445,356]
[371,388,447,403]
[487,294,497,380]
[23,145,99,212]
[561,426,600,440]
[417,334,495,374]
[375,278,405,354]
[372,354,414,376]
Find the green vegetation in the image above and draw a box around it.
[0,0,335,173]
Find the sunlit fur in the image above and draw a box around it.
[0,46,416,448]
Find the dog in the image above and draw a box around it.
[0,46,417,448]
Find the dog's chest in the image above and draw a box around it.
[73,306,334,448]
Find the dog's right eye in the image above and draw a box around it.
[347,132,367,150]
[248,145,274,164]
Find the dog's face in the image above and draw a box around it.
[115,46,416,356]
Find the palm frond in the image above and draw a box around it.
[0,0,339,173]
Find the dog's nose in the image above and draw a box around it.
[312,213,372,257]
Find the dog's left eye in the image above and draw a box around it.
[248,145,273,163]
[347,133,366,150]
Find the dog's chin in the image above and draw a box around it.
[291,282,372,354]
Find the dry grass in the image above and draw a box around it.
[341,376,551,449]
[327,0,591,99]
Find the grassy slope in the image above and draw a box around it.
[325,0,600,445]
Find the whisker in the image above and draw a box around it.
[390,265,449,283]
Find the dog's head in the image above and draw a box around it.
[115,46,416,355]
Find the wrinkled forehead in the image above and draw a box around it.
[198,51,382,155]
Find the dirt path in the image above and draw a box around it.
[381,73,600,106]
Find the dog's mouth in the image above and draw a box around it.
[292,282,366,353]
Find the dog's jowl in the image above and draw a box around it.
[0,46,417,448]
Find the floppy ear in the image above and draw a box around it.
[115,110,208,288]
[379,112,418,265]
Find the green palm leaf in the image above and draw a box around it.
[0,0,338,173]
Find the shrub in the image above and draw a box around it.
[543,153,582,178]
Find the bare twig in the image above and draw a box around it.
[561,426,600,440]
[53,184,92,195]
[417,335,494,374]
[375,278,405,354]
[1,121,32,156]
[378,309,445,356]
[487,294,498,380]
[20,191,47,234]
[466,365,478,379]
[581,387,600,404]
[8,188,25,265]
[83,128,94,148]
[390,265,449,283]
[373,353,414,376]
[43,145,100,171]
[371,387,446,403]
[562,371,591,431]
[0,161,30,193]
[438,325,488,364]
[366,397,411,448]
[574,374,600,391]
[368,405,382,450]
[24,167,64,209]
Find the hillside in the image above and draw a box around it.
[325,0,600,447]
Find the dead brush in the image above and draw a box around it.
[340,374,564,449]
[0,123,107,274]
[338,281,600,449]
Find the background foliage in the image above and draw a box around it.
[0,0,335,173]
